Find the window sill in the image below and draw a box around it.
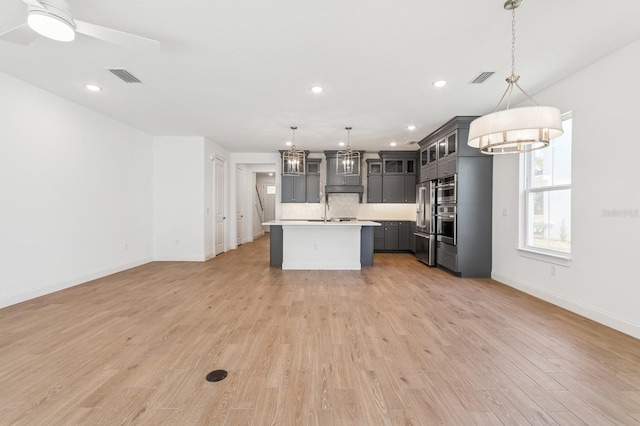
[517,247,572,266]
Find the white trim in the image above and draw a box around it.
[0,257,153,309]
[492,271,640,340]
[517,247,571,266]
[153,255,206,262]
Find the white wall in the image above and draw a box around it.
[0,72,153,308]
[492,39,640,339]
[153,137,229,261]
[153,137,206,261]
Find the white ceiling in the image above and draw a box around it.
[2,0,640,153]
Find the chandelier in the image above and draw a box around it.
[336,127,360,176]
[467,0,564,154]
[282,126,306,176]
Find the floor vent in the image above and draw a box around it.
[470,71,495,84]
[107,68,142,83]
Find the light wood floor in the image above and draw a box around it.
[1,235,640,425]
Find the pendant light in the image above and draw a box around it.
[467,0,563,155]
[336,127,360,176]
[282,126,306,176]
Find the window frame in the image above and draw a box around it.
[519,112,572,262]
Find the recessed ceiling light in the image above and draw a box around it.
[269,172,274,176]
[390,142,397,147]
[85,84,101,92]
[338,142,345,147]
[285,141,292,146]
[311,86,323,94]
[433,80,447,88]
[407,125,416,131]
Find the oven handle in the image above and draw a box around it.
[434,183,455,189]
[435,214,456,218]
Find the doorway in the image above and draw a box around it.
[255,173,276,233]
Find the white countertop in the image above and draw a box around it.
[262,220,381,226]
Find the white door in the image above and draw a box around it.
[236,167,244,246]
[215,158,225,255]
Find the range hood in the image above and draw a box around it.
[324,184,364,203]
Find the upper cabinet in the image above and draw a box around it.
[418,116,481,182]
[367,151,418,204]
[366,159,383,203]
[324,151,362,186]
[305,159,321,203]
[280,152,321,203]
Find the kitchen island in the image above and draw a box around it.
[262,220,381,270]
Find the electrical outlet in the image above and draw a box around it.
[502,208,508,217]
[550,266,556,276]
[124,242,128,250]
[176,239,180,245]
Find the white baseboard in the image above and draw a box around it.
[492,271,640,340]
[0,256,153,309]
[153,255,205,261]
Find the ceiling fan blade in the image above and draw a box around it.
[22,0,46,9]
[74,20,160,51]
[0,23,39,45]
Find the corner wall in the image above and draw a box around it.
[0,72,153,308]
[491,39,640,338]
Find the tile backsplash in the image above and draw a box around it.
[281,194,417,221]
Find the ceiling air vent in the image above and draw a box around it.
[405,140,418,146]
[107,68,142,83]
[470,71,495,84]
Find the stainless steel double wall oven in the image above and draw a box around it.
[435,175,457,246]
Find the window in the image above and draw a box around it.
[522,113,572,255]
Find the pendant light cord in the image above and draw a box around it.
[511,4,516,77]
[494,0,539,112]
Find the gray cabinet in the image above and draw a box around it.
[382,176,416,204]
[281,175,306,203]
[366,159,383,203]
[383,221,399,251]
[373,226,385,251]
[399,221,412,251]
[420,142,438,182]
[382,175,404,203]
[373,220,414,252]
[417,116,494,278]
[305,159,321,203]
[369,151,418,204]
[437,131,458,178]
[368,175,382,203]
[409,222,416,253]
[326,154,361,186]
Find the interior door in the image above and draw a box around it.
[236,167,244,246]
[215,158,225,255]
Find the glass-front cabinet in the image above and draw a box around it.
[383,158,416,174]
[437,131,458,160]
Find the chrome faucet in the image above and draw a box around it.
[323,201,330,223]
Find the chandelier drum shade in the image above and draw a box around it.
[467,0,563,155]
[282,126,306,176]
[336,127,360,176]
[468,106,564,154]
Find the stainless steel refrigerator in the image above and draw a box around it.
[414,181,436,266]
